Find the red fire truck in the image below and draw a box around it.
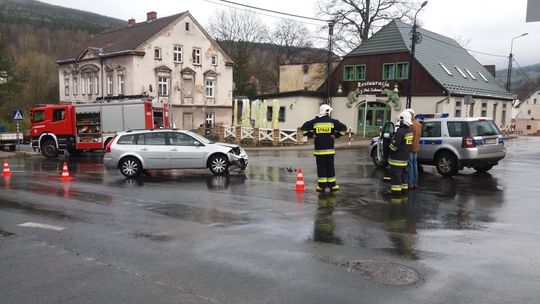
[30,98,169,158]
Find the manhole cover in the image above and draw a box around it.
[341,260,420,285]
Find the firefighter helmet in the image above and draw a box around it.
[318,104,333,117]
[399,110,413,126]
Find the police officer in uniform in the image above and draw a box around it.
[301,104,347,192]
[388,110,414,196]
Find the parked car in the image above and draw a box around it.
[103,129,248,177]
[369,114,506,176]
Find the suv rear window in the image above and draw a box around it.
[422,121,441,137]
[469,120,500,136]
[447,122,466,137]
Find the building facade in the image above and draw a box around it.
[57,11,234,130]
[514,88,540,135]
[259,20,513,135]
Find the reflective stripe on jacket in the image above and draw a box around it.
[388,124,412,166]
[301,115,347,155]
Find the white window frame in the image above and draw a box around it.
[94,75,99,94]
[118,74,125,95]
[154,47,162,60]
[192,48,201,65]
[211,55,218,66]
[106,75,113,95]
[158,77,169,96]
[73,76,78,95]
[173,45,183,63]
[205,113,214,128]
[454,66,468,78]
[81,76,86,95]
[64,75,70,97]
[205,79,215,98]
[88,75,93,95]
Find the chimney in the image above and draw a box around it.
[147,11,157,22]
[483,65,496,77]
[128,18,136,26]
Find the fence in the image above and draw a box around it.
[213,126,304,146]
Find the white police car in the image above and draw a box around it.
[369,113,506,176]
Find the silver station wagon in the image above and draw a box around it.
[370,114,506,176]
[103,129,248,177]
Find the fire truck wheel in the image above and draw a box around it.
[120,157,142,177]
[209,154,229,176]
[42,140,59,158]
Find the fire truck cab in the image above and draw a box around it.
[30,99,169,158]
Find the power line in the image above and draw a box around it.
[512,58,533,82]
[203,0,324,26]
[217,0,330,23]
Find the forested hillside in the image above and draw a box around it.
[0,0,124,130]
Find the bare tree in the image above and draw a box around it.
[265,19,314,91]
[317,0,421,54]
[208,9,268,96]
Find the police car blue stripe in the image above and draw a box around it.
[419,139,442,145]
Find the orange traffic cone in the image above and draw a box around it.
[60,162,71,180]
[295,168,305,192]
[3,160,12,176]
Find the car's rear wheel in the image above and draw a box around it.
[209,154,229,176]
[435,152,458,177]
[120,157,142,177]
[371,148,388,168]
[473,165,493,173]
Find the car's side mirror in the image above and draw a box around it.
[383,132,391,139]
[194,141,202,147]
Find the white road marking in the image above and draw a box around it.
[17,222,65,231]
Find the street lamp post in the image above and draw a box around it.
[406,1,428,110]
[326,20,335,106]
[506,33,528,91]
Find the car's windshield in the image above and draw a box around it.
[186,131,213,144]
[468,120,500,136]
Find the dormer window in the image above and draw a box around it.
[464,68,476,80]
[478,71,488,82]
[439,63,452,76]
[154,47,162,60]
[454,66,467,78]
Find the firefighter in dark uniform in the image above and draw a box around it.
[301,104,347,192]
[388,110,414,196]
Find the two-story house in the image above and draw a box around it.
[258,20,513,134]
[57,11,234,130]
[514,88,540,135]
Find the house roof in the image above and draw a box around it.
[58,11,233,64]
[346,20,513,100]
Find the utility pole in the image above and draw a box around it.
[506,33,528,91]
[326,20,335,106]
[406,1,428,110]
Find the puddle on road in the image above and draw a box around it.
[132,232,175,242]
[0,199,81,221]
[24,182,113,204]
[146,203,249,227]
[0,228,15,238]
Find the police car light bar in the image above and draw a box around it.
[415,113,449,120]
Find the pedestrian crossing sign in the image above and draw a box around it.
[12,109,23,120]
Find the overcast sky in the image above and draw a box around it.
[40,0,539,68]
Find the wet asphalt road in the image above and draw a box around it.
[1,137,539,304]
